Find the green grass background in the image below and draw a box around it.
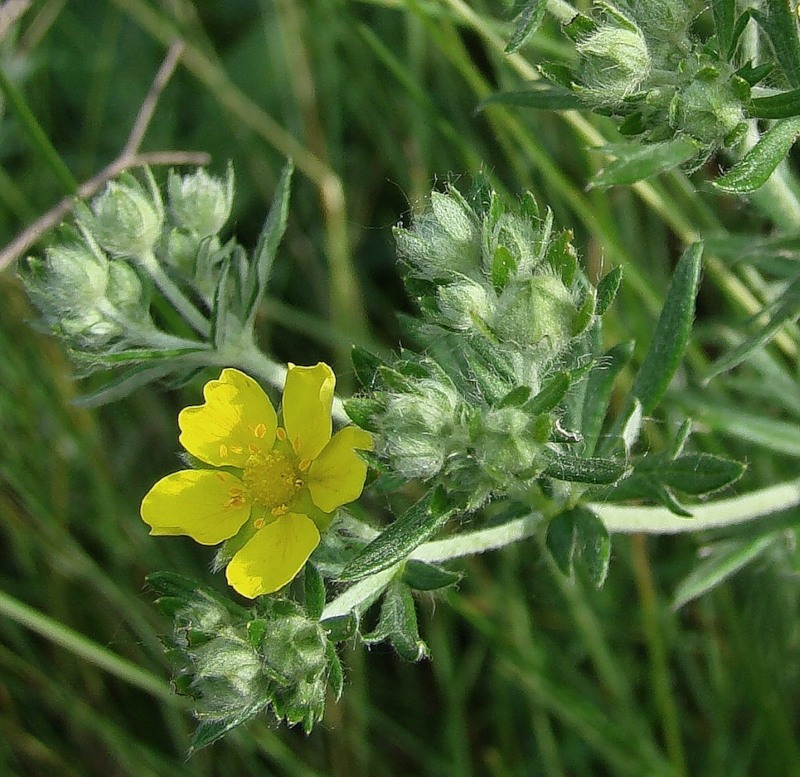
[2,1,800,775]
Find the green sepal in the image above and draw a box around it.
[351,345,386,387]
[547,229,578,285]
[343,396,384,432]
[499,385,532,408]
[339,487,456,582]
[189,705,268,754]
[326,642,344,701]
[363,581,429,662]
[402,559,462,591]
[525,371,571,416]
[546,505,611,588]
[572,290,596,336]
[491,244,517,294]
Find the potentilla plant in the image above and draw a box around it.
[21,165,752,750]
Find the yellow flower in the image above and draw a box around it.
[141,364,372,598]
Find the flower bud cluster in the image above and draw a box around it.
[23,236,147,346]
[555,1,747,153]
[152,574,334,741]
[350,184,610,510]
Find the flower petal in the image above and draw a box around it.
[308,426,372,512]
[282,363,334,461]
[225,513,320,597]
[179,368,277,467]
[141,470,250,545]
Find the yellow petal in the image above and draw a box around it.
[282,363,335,461]
[308,426,372,513]
[225,513,320,597]
[179,368,277,467]
[141,470,250,545]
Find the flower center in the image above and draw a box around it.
[242,448,304,516]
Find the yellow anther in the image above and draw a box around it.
[219,443,228,459]
[230,445,243,454]
[276,427,287,441]
[248,444,260,454]
[254,423,268,438]
[292,437,302,455]
[254,517,266,529]
[271,505,289,517]
[298,458,311,472]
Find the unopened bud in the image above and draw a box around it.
[576,25,650,104]
[169,165,234,238]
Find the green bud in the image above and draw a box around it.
[384,431,449,481]
[476,407,542,477]
[395,188,481,280]
[78,172,163,258]
[671,74,744,146]
[168,164,234,238]
[107,260,146,318]
[437,277,492,330]
[493,274,576,350]
[576,25,650,104]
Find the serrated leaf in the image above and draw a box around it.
[705,273,800,379]
[595,266,622,316]
[363,581,428,661]
[402,559,462,591]
[546,506,611,588]
[505,0,547,53]
[715,117,800,193]
[672,535,777,609]
[480,84,581,111]
[243,159,293,328]
[590,137,698,188]
[543,449,630,484]
[631,242,703,414]
[339,488,456,581]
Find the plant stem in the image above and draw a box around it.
[138,251,210,337]
[322,476,800,617]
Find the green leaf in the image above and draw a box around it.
[672,535,778,609]
[580,340,635,456]
[735,61,774,87]
[590,137,698,188]
[321,612,358,643]
[343,396,384,432]
[712,0,736,55]
[74,364,175,407]
[546,506,611,588]
[481,84,582,111]
[402,559,462,591]
[326,642,344,701]
[753,1,800,87]
[189,704,268,754]
[542,450,630,485]
[243,159,293,328]
[304,563,325,621]
[749,87,800,119]
[339,488,456,581]
[595,266,622,316]
[210,256,236,349]
[351,345,386,387]
[631,242,703,414]
[715,117,800,193]
[505,0,547,54]
[705,274,800,379]
[525,371,571,415]
[363,581,428,661]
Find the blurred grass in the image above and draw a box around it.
[1,1,800,775]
